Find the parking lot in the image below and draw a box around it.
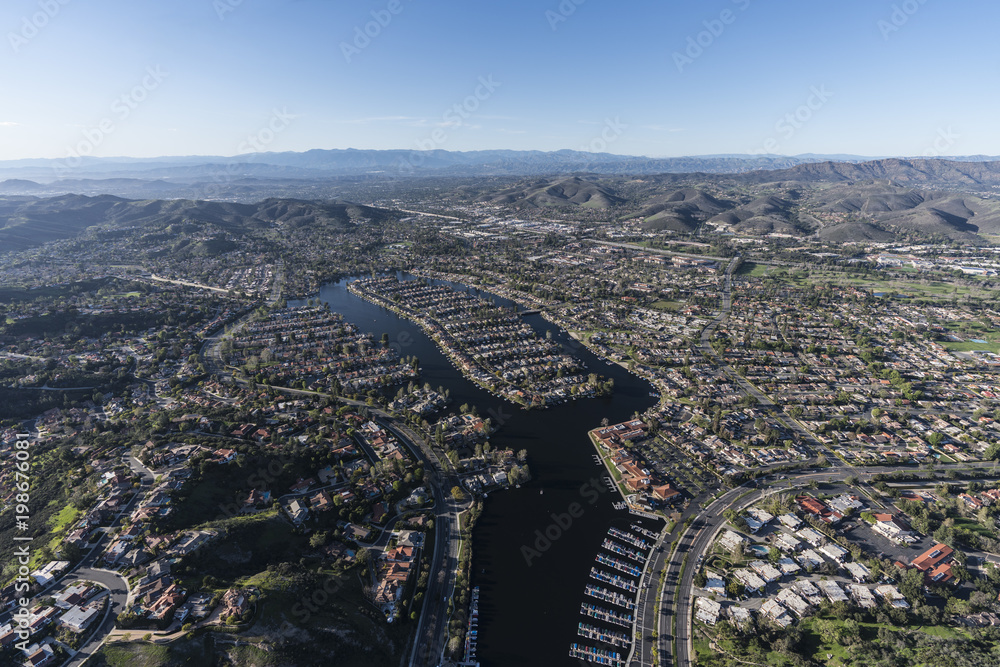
[840,519,933,565]
[635,436,717,497]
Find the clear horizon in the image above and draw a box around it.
[3,147,1000,166]
[1,1,995,161]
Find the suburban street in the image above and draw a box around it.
[35,462,145,667]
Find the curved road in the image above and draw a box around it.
[51,457,150,666]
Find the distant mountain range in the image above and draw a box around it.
[3,148,1000,185]
[7,152,1000,247]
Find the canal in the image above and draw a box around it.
[309,275,660,666]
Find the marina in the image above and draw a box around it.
[589,568,638,593]
[630,523,660,540]
[608,526,650,550]
[595,553,643,578]
[580,603,633,629]
[584,584,637,610]
[601,538,647,563]
[464,586,480,664]
[578,623,631,648]
[570,523,661,664]
[569,643,626,666]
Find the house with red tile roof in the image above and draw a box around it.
[652,484,681,503]
[912,543,953,572]
[928,562,954,584]
[796,495,843,525]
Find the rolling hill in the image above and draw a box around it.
[638,188,734,232]
[0,195,393,253]
[741,158,1000,188]
[484,176,623,208]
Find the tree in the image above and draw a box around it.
[899,566,925,603]
[451,486,466,502]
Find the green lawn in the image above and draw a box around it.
[650,300,681,311]
[48,504,80,533]
[740,265,996,302]
[954,517,998,540]
[942,341,1000,354]
[736,262,780,278]
[90,643,173,667]
[911,623,967,639]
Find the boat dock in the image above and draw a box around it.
[464,586,479,664]
[608,527,650,550]
[595,553,642,577]
[589,568,638,593]
[580,602,633,628]
[602,538,646,563]
[630,523,659,540]
[569,643,625,666]
[578,623,631,648]
[584,584,636,610]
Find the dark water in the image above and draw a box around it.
[303,276,661,666]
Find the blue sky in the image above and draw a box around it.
[0,0,996,160]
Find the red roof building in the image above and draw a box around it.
[912,543,953,572]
